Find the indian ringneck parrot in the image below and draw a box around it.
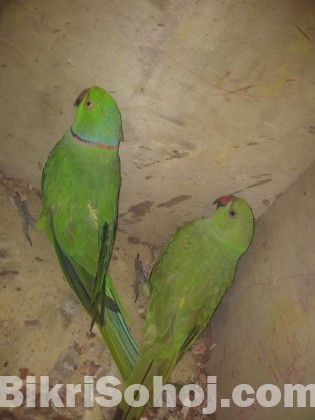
[114,195,254,419]
[36,87,138,381]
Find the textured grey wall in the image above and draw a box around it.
[0,0,315,245]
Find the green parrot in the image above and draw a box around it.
[114,195,254,419]
[36,87,138,381]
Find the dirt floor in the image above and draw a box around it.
[0,172,212,420]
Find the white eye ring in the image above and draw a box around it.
[85,99,93,109]
[229,210,237,218]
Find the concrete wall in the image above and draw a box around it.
[207,161,315,419]
[1,0,315,246]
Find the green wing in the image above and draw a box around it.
[54,223,138,380]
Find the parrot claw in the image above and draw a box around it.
[12,192,36,246]
[133,253,148,302]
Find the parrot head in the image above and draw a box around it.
[211,195,254,253]
[71,86,122,147]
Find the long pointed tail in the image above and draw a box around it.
[114,352,177,420]
[98,276,139,382]
[51,230,139,382]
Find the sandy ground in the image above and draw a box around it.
[0,173,209,420]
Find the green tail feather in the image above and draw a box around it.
[51,228,139,382]
[100,279,139,381]
[114,352,177,420]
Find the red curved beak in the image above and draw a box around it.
[74,88,89,107]
[213,195,236,208]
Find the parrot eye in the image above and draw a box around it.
[85,99,93,109]
[229,210,237,218]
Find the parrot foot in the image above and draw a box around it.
[133,253,149,302]
[12,192,36,246]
